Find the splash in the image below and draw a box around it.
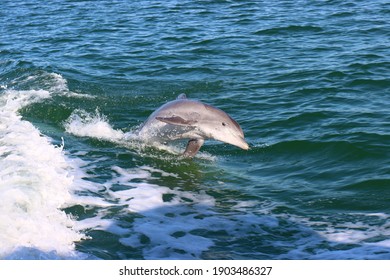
[64,109,125,141]
[0,76,86,259]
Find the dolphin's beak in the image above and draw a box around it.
[223,136,249,150]
[212,131,250,150]
[235,137,250,150]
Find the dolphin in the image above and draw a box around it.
[136,94,249,157]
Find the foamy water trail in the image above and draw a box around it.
[70,157,390,260]
[72,163,285,259]
[64,109,125,141]
[72,164,216,259]
[0,77,85,259]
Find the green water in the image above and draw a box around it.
[1,0,390,259]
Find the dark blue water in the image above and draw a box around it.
[1,0,390,259]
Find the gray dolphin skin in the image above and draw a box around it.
[136,94,249,157]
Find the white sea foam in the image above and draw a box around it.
[64,109,125,141]
[72,163,284,259]
[320,216,390,249]
[73,165,218,259]
[63,109,171,154]
[0,77,87,259]
[279,213,390,260]
[16,72,94,99]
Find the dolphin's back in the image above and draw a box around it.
[137,99,200,141]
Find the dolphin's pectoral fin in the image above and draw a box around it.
[156,116,197,126]
[183,139,204,158]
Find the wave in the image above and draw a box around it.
[0,72,87,259]
[64,109,125,141]
[254,25,324,36]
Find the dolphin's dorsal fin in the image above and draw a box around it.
[156,116,196,126]
[177,93,187,99]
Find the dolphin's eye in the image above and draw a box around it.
[222,122,227,126]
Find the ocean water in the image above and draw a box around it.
[1,0,390,260]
